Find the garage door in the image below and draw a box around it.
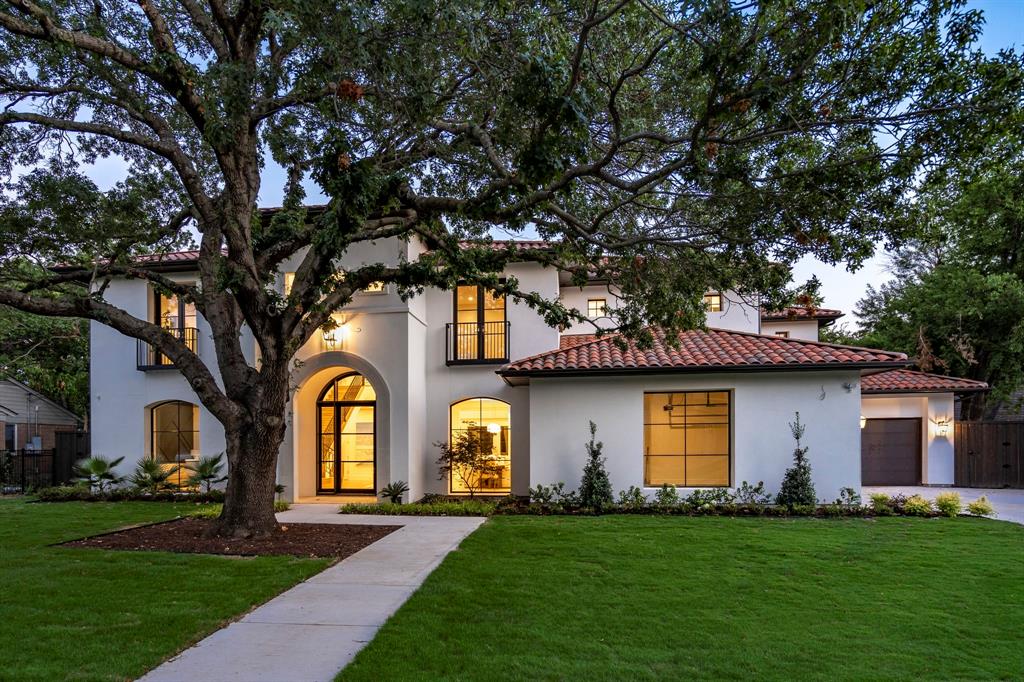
[861,418,922,485]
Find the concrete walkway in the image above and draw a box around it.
[864,486,1024,525]
[139,506,485,682]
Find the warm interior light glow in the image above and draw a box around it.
[486,422,502,434]
[860,415,867,429]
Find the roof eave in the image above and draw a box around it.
[498,360,908,381]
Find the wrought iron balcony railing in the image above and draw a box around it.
[445,321,510,365]
[137,327,198,370]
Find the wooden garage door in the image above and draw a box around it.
[861,418,922,485]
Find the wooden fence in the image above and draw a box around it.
[954,421,1024,488]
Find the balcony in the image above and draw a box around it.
[446,321,510,365]
[137,327,198,371]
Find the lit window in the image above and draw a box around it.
[644,392,730,487]
[774,331,790,338]
[363,281,385,293]
[151,401,199,487]
[703,293,722,312]
[284,272,295,296]
[452,284,507,362]
[449,398,510,493]
[587,298,608,319]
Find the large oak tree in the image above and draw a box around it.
[0,0,1011,536]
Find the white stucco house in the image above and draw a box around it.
[85,235,987,502]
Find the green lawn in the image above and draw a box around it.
[341,515,1024,681]
[0,498,327,681]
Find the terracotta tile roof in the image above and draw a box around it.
[559,334,600,349]
[761,306,844,322]
[502,327,908,379]
[861,369,988,394]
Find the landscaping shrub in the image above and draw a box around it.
[186,454,228,493]
[835,487,861,507]
[735,481,772,505]
[339,500,497,516]
[653,484,680,506]
[74,456,125,493]
[35,486,225,503]
[529,482,579,508]
[967,496,995,517]
[616,486,647,509]
[902,495,933,516]
[775,413,816,507]
[129,459,180,494]
[869,492,894,515]
[579,421,613,511]
[379,480,410,504]
[35,484,93,502]
[934,492,962,518]
[685,488,734,509]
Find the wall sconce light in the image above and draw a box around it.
[486,423,502,435]
[933,418,951,438]
[860,415,867,429]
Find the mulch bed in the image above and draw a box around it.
[61,518,401,559]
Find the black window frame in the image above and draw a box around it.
[448,282,509,365]
[150,400,199,487]
[315,371,377,495]
[643,390,732,488]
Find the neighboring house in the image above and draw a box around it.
[0,378,81,451]
[83,234,986,502]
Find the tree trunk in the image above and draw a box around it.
[960,392,987,421]
[211,373,291,538]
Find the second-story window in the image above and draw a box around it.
[587,298,607,319]
[703,293,722,312]
[449,284,508,364]
[774,331,790,338]
[146,290,198,366]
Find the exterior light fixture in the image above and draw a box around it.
[934,419,951,437]
[860,415,867,429]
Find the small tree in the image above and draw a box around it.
[436,424,503,499]
[186,454,228,494]
[579,422,613,512]
[129,459,179,494]
[775,413,817,507]
[74,456,125,494]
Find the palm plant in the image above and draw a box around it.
[129,459,179,494]
[74,456,125,493]
[379,481,410,504]
[186,454,227,493]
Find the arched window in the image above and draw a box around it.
[449,398,510,494]
[317,372,376,494]
[151,401,199,486]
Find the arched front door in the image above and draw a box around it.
[317,371,376,494]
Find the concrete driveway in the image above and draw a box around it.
[864,486,1024,525]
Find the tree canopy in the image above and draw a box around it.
[0,0,1018,534]
[853,128,1024,419]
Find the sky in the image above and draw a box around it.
[37,0,1024,328]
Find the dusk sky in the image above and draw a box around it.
[45,0,1024,329]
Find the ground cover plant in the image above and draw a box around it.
[339,515,1024,681]
[0,498,328,681]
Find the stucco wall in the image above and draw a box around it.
[528,370,863,499]
[760,319,820,341]
[90,277,228,476]
[860,393,955,485]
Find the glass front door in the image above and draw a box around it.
[317,372,376,494]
